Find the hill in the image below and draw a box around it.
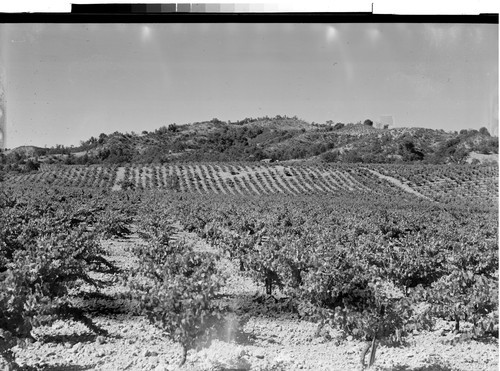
[4,145,45,157]
[0,116,497,178]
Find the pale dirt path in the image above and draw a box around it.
[112,167,126,191]
[365,168,432,200]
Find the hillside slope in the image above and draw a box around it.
[1,117,497,175]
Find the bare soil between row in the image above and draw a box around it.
[5,226,498,371]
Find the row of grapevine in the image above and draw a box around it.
[5,163,497,201]
[0,184,138,368]
[1,176,496,368]
[146,191,498,366]
[373,164,498,203]
[128,197,226,366]
[5,165,117,190]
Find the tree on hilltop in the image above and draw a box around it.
[479,127,491,136]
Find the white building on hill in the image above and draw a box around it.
[376,115,394,129]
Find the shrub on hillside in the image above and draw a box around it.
[321,151,338,163]
[479,127,491,136]
[343,150,363,163]
[23,159,40,172]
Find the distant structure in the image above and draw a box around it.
[0,77,5,151]
[375,115,394,129]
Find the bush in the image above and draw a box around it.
[479,127,491,137]
[24,159,40,172]
[168,124,179,133]
[343,150,363,163]
[321,151,338,163]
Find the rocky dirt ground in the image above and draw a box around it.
[4,227,499,371]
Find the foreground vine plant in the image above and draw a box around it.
[129,207,226,366]
[0,186,133,368]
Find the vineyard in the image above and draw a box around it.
[4,163,498,202]
[0,163,498,370]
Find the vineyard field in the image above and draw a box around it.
[0,162,498,370]
[4,162,498,202]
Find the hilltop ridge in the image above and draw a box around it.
[1,116,497,176]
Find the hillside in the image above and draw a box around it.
[3,145,45,157]
[0,116,497,178]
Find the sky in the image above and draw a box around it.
[0,22,498,148]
